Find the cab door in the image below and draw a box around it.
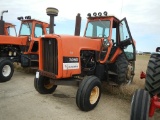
[119,18,136,61]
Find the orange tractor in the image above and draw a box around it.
[130,47,160,120]
[0,12,49,82]
[34,7,136,111]
[0,10,17,36]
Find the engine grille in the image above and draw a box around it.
[42,38,58,75]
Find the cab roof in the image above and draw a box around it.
[21,19,49,25]
[5,22,16,27]
[87,16,120,22]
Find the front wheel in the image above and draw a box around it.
[0,59,14,82]
[34,75,57,94]
[130,89,150,120]
[76,76,101,111]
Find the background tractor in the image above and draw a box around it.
[34,7,136,111]
[0,10,17,36]
[0,11,49,82]
[130,47,160,120]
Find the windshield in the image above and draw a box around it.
[19,23,32,36]
[85,20,110,38]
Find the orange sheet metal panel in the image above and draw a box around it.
[39,34,102,79]
[0,36,28,45]
[60,35,101,78]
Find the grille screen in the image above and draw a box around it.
[42,38,58,75]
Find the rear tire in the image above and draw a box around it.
[145,54,160,96]
[76,76,101,111]
[109,54,135,85]
[0,58,14,82]
[130,89,150,120]
[34,75,57,94]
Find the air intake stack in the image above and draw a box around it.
[46,7,59,34]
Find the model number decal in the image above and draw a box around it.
[63,57,79,63]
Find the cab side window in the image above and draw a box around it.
[34,24,43,37]
[46,27,49,34]
[7,27,17,36]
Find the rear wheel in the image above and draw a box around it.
[109,54,135,85]
[145,54,160,96]
[76,76,101,111]
[0,59,14,82]
[34,75,57,94]
[130,89,150,120]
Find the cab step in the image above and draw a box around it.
[108,71,117,75]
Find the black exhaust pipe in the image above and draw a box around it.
[0,10,8,35]
[1,10,8,20]
[46,7,58,34]
[74,13,81,36]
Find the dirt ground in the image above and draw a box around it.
[0,55,159,120]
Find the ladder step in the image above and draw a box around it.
[108,71,118,75]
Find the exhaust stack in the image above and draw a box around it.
[1,10,8,20]
[74,13,81,36]
[46,7,58,34]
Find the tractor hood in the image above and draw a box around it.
[42,34,102,52]
[0,35,28,45]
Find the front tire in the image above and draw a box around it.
[130,89,150,120]
[0,59,14,82]
[34,75,57,94]
[76,76,101,111]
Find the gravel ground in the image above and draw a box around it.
[0,71,159,120]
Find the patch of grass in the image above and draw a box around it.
[136,54,150,60]
[102,82,144,100]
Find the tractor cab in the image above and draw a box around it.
[4,22,17,36]
[84,12,136,63]
[18,17,49,39]
[17,16,49,53]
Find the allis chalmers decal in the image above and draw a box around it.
[63,57,79,70]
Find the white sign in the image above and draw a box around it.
[63,63,79,70]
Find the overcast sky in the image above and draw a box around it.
[1,0,160,52]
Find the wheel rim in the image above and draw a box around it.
[2,65,11,77]
[126,62,135,84]
[44,79,54,89]
[90,86,99,104]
